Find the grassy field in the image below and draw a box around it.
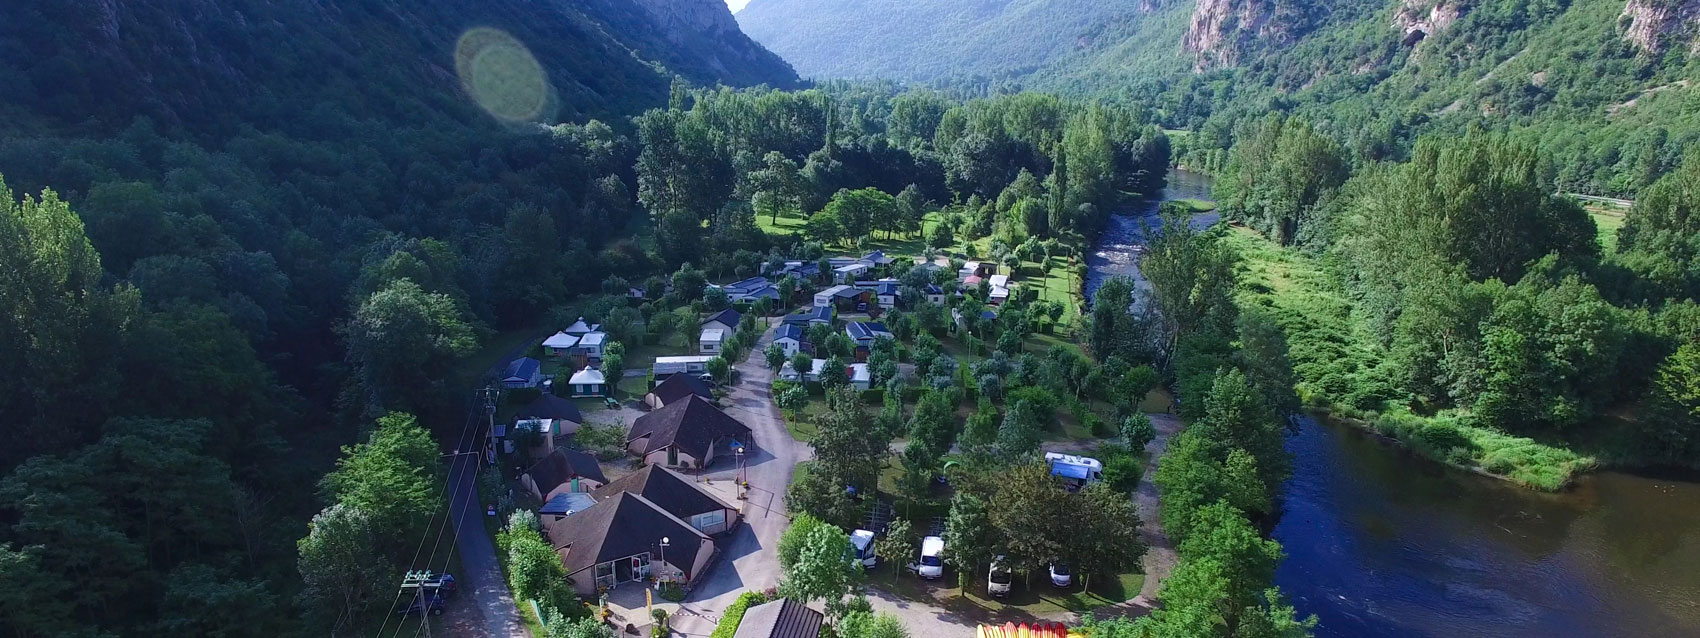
[868,566,1142,616]
[1222,226,1595,490]
[1585,203,1627,253]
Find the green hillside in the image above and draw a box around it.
[741,0,1700,196]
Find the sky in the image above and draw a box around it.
[724,0,752,13]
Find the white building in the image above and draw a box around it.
[567,367,607,398]
[654,355,716,378]
[699,328,725,355]
[542,331,580,358]
[833,263,870,283]
[578,332,607,358]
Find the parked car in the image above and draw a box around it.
[1049,563,1071,588]
[912,536,945,579]
[850,529,878,568]
[987,555,1012,597]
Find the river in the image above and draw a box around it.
[1089,169,1700,637]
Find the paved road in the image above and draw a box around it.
[672,324,812,636]
[444,339,539,638]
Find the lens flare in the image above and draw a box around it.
[455,28,552,123]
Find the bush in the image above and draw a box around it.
[710,592,771,638]
[658,581,685,602]
[861,388,885,404]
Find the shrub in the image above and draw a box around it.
[710,592,771,638]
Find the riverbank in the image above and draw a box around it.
[1221,226,1596,491]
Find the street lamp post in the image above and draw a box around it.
[658,536,670,585]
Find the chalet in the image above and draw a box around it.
[625,395,751,470]
[845,321,893,350]
[833,262,870,284]
[591,464,740,535]
[733,599,823,638]
[779,359,871,391]
[815,285,872,311]
[702,309,741,335]
[720,278,777,303]
[855,279,900,309]
[511,394,585,454]
[564,317,600,338]
[577,332,607,359]
[542,331,579,358]
[653,355,715,379]
[502,357,543,389]
[644,374,713,410]
[544,492,715,596]
[521,447,607,501]
[773,323,808,357]
[566,367,606,398]
[781,306,833,326]
[848,363,872,390]
[861,251,896,267]
[700,328,725,355]
[924,284,946,305]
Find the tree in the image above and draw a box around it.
[750,151,807,225]
[707,356,732,386]
[320,413,440,550]
[0,180,139,466]
[1136,502,1313,637]
[705,286,730,311]
[766,343,788,371]
[806,210,846,245]
[1067,484,1146,591]
[501,524,577,613]
[943,491,997,591]
[777,520,864,621]
[873,518,917,573]
[547,611,616,638]
[297,504,390,631]
[1121,413,1157,452]
[839,612,911,638]
[342,278,477,418]
[927,221,956,252]
[672,263,708,302]
[1640,343,1700,462]
[601,343,626,388]
[996,399,1044,457]
[813,388,892,493]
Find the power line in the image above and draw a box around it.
[370,385,491,638]
[399,387,498,638]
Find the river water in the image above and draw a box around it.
[1088,169,1700,637]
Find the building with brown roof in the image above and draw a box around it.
[591,465,740,535]
[520,447,608,501]
[626,395,751,470]
[733,599,822,638]
[543,492,715,596]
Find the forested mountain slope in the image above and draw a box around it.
[743,0,1700,196]
[0,1,792,635]
[735,0,1151,81]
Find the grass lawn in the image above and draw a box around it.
[1222,225,1595,490]
[1585,203,1627,253]
[868,567,1143,617]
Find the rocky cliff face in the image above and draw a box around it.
[1393,0,1465,46]
[1620,0,1700,54]
[1183,0,1308,70]
[624,0,797,83]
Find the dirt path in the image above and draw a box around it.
[1128,413,1184,605]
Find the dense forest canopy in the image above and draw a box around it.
[0,0,799,634]
[740,0,1700,197]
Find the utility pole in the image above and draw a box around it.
[399,569,440,637]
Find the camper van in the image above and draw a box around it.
[850,529,877,568]
[913,536,945,580]
[987,555,1012,597]
[1044,452,1104,491]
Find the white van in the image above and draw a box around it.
[987,555,1012,597]
[916,536,945,579]
[850,529,878,568]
